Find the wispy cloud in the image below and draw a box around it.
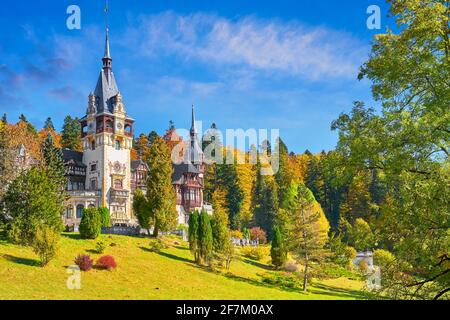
[124,12,367,80]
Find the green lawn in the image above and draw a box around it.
[0,233,366,300]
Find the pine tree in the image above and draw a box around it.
[42,132,67,195]
[274,137,290,205]
[44,117,55,131]
[1,113,7,125]
[283,182,330,292]
[198,210,213,265]
[61,115,81,151]
[3,167,64,245]
[145,136,177,237]
[271,225,287,269]
[188,210,200,263]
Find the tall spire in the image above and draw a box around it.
[102,0,112,69]
[190,104,196,136]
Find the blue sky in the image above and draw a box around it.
[0,0,392,153]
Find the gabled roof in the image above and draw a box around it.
[131,159,149,171]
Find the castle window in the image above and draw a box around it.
[115,140,121,150]
[91,140,96,150]
[91,164,97,172]
[90,178,98,190]
[76,204,84,219]
[66,207,73,219]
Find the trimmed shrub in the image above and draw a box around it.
[32,226,60,267]
[96,255,117,270]
[79,208,102,239]
[241,246,268,261]
[98,207,111,228]
[75,254,94,271]
[250,227,267,244]
[271,226,287,268]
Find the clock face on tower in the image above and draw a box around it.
[114,162,122,173]
[117,122,123,130]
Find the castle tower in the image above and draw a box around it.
[79,5,134,224]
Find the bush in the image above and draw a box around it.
[284,261,298,273]
[149,239,168,252]
[95,240,107,254]
[98,207,111,228]
[79,208,102,239]
[241,246,268,261]
[32,226,60,267]
[250,227,267,244]
[271,226,287,268]
[373,249,395,270]
[359,260,369,272]
[261,272,303,290]
[96,255,117,270]
[75,254,94,271]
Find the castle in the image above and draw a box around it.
[62,20,207,228]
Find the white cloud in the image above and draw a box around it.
[124,12,368,80]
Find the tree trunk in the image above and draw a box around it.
[303,253,309,292]
[153,225,159,238]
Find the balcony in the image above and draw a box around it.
[110,189,129,199]
[68,190,101,198]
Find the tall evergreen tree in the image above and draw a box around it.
[271,225,287,269]
[42,132,67,195]
[61,115,81,151]
[44,117,55,131]
[133,189,152,236]
[145,136,177,237]
[189,210,200,263]
[198,209,213,265]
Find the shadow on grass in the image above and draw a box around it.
[61,233,81,240]
[173,245,190,251]
[310,283,367,300]
[139,246,193,264]
[241,258,274,271]
[223,272,301,294]
[1,254,40,267]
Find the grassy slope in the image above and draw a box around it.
[0,233,365,300]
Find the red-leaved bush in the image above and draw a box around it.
[74,254,94,272]
[250,227,267,244]
[96,255,117,270]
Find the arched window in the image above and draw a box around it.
[66,207,73,219]
[88,204,96,208]
[106,120,113,131]
[124,124,132,134]
[76,204,84,219]
[115,140,121,150]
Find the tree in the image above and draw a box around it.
[44,117,54,131]
[271,225,287,269]
[274,137,290,205]
[145,136,177,237]
[42,132,67,195]
[32,225,60,267]
[198,210,213,266]
[189,210,200,263]
[3,167,63,245]
[211,205,233,269]
[79,208,102,239]
[133,189,152,236]
[61,115,81,151]
[332,0,450,300]
[98,207,111,228]
[348,218,375,252]
[283,182,330,292]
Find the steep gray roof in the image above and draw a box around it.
[94,68,119,114]
[172,163,199,184]
[131,159,149,171]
